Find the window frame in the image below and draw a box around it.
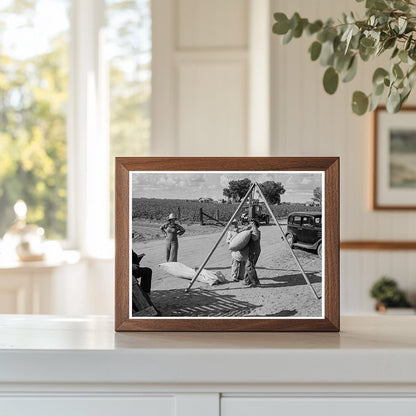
[67,0,111,257]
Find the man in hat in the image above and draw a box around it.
[226,219,248,281]
[244,218,261,287]
[160,213,185,262]
[132,250,152,294]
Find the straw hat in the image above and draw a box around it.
[168,213,176,220]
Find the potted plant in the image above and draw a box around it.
[369,276,413,313]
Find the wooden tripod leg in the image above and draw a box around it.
[255,183,320,300]
[185,183,256,293]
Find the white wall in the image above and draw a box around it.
[152,0,251,156]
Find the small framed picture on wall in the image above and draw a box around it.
[374,106,416,209]
[114,157,339,332]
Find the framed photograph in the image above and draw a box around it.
[373,106,416,209]
[115,157,339,331]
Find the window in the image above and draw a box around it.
[106,0,151,236]
[0,0,70,239]
[293,216,301,225]
[302,216,313,227]
[0,0,151,251]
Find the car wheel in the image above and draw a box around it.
[285,233,294,247]
[317,243,322,258]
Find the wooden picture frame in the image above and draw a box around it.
[373,106,416,210]
[115,157,339,332]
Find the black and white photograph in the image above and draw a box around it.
[374,107,416,209]
[129,171,324,319]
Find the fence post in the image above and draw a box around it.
[199,208,204,225]
[177,207,181,221]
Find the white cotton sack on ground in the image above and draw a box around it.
[159,262,223,285]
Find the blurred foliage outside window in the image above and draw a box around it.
[106,0,151,236]
[0,0,70,239]
[0,0,151,240]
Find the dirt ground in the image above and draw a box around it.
[132,222,322,318]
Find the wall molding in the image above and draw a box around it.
[340,241,416,250]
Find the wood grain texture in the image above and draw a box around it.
[115,157,340,332]
[114,160,130,330]
[341,241,416,250]
[373,106,416,210]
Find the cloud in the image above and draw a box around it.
[220,175,229,188]
[131,171,323,202]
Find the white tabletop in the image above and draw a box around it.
[0,315,415,385]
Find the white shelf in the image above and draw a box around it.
[0,315,415,387]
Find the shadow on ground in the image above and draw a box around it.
[264,309,298,317]
[258,272,322,288]
[150,288,260,317]
[211,273,321,292]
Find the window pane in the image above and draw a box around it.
[106,0,152,236]
[0,0,70,239]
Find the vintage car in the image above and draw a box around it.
[285,212,322,257]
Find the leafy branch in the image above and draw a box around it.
[272,0,416,115]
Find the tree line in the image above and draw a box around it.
[222,178,286,205]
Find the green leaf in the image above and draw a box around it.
[408,69,416,88]
[282,29,293,44]
[372,68,389,86]
[320,40,335,66]
[391,47,399,59]
[293,18,308,38]
[398,17,407,34]
[369,92,383,111]
[352,91,369,115]
[366,0,388,10]
[360,37,375,48]
[409,45,416,61]
[383,37,396,50]
[386,87,401,112]
[307,20,323,35]
[309,41,322,61]
[344,25,359,53]
[323,67,339,94]
[273,13,290,35]
[399,49,408,63]
[342,56,357,83]
[334,52,351,72]
[374,82,385,96]
[400,87,411,106]
[405,34,413,51]
[393,0,410,11]
[317,30,328,43]
[290,12,301,30]
[393,63,404,79]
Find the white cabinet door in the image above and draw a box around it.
[222,397,416,416]
[0,396,174,416]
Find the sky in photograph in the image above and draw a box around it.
[131,172,323,203]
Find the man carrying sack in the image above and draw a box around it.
[244,218,261,288]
